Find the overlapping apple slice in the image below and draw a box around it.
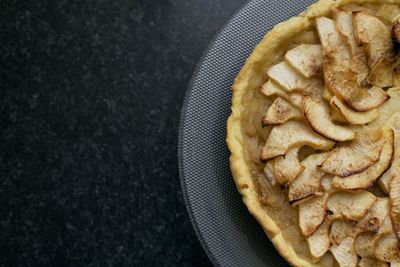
[259,80,290,100]
[260,120,334,161]
[298,195,326,237]
[303,96,355,141]
[288,153,328,202]
[262,97,303,126]
[327,191,376,221]
[330,220,355,245]
[320,131,384,177]
[271,147,303,185]
[355,232,376,258]
[354,12,394,88]
[267,61,324,98]
[284,44,322,78]
[356,198,389,233]
[330,96,379,125]
[333,9,369,84]
[330,236,358,267]
[332,130,394,190]
[307,219,331,260]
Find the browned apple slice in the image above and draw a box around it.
[260,120,335,161]
[330,96,379,125]
[272,147,303,185]
[288,153,328,202]
[354,12,394,88]
[374,234,400,262]
[333,9,369,84]
[327,191,376,221]
[262,97,303,126]
[390,174,400,242]
[267,61,324,97]
[316,17,389,111]
[303,96,355,141]
[320,132,384,177]
[355,232,376,258]
[330,236,358,267]
[298,195,326,237]
[332,130,394,190]
[356,198,390,233]
[284,44,322,78]
[330,220,355,245]
[307,219,331,260]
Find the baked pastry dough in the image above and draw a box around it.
[227,0,400,266]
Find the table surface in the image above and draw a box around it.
[1,0,246,266]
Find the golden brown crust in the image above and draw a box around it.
[226,0,400,266]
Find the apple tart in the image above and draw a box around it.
[227,0,400,266]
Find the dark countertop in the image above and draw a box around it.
[1,0,245,266]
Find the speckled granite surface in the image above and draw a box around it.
[1,0,245,266]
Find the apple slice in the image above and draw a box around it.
[374,234,400,262]
[307,219,331,259]
[303,96,355,141]
[284,44,322,78]
[260,120,335,161]
[259,80,290,100]
[356,198,390,233]
[355,232,376,258]
[262,97,303,126]
[327,191,376,221]
[332,130,394,190]
[288,153,328,202]
[298,195,326,237]
[330,96,379,125]
[272,147,303,185]
[267,61,324,97]
[330,220,355,245]
[330,236,358,267]
[320,132,384,177]
[354,12,394,88]
[333,9,369,84]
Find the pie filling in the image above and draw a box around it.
[242,3,400,265]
